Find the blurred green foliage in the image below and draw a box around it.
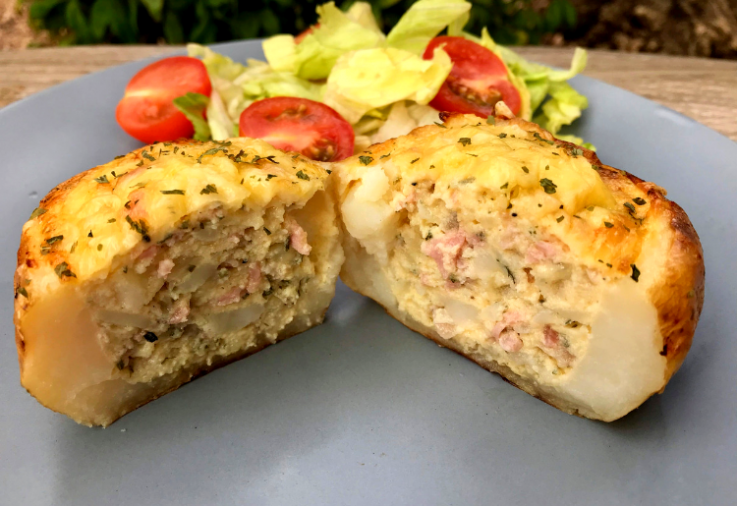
[27,0,576,46]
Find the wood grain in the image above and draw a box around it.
[1,45,735,141]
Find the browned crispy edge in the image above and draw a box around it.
[577,153,704,386]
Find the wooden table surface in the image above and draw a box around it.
[1,45,735,141]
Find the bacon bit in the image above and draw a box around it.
[157,259,174,278]
[489,310,524,340]
[421,230,467,279]
[523,267,535,283]
[246,262,262,294]
[393,190,417,211]
[127,189,147,221]
[285,216,312,256]
[543,325,560,347]
[499,329,523,353]
[169,298,190,324]
[525,241,559,264]
[217,287,243,307]
[137,245,159,260]
[542,325,574,368]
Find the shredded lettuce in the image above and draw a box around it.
[263,2,384,81]
[184,0,593,149]
[172,92,211,141]
[323,47,452,124]
[498,44,589,139]
[386,0,471,54]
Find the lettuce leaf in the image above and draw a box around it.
[534,81,588,137]
[345,1,381,32]
[496,43,589,139]
[323,47,452,124]
[386,0,471,54]
[172,92,211,141]
[263,1,384,81]
[188,44,323,140]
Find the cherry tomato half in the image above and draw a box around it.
[116,56,212,144]
[238,97,354,162]
[423,36,522,117]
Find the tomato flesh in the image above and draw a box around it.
[116,56,211,144]
[423,36,522,117]
[239,97,354,162]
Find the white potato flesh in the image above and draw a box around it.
[559,280,666,421]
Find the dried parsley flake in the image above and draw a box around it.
[539,178,557,194]
[631,264,641,282]
[54,262,76,279]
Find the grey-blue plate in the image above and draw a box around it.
[1,41,735,505]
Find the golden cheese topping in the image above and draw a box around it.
[357,115,615,213]
[336,113,652,276]
[19,138,328,295]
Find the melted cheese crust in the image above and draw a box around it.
[17,138,327,299]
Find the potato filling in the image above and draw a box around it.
[87,204,316,383]
[344,171,615,384]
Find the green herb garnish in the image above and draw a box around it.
[458,138,471,146]
[521,166,529,173]
[125,215,151,242]
[631,264,641,282]
[30,207,47,219]
[94,175,110,184]
[45,235,63,245]
[533,132,554,145]
[604,222,614,228]
[161,189,185,195]
[498,133,507,139]
[200,184,218,195]
[633,197,646,205]
[624,202,636,213]
[486,116,496,125]
[539,178,557,194]
[296,170,310,181]
[358,155,373,166]
[410,158,420,164]
[142,150,156,162]
[556,216,565,222]
[54,262,76,279]
[16,287,28,298]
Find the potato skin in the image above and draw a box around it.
[337,111,705,419]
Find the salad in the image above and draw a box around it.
[116,0,590,161]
